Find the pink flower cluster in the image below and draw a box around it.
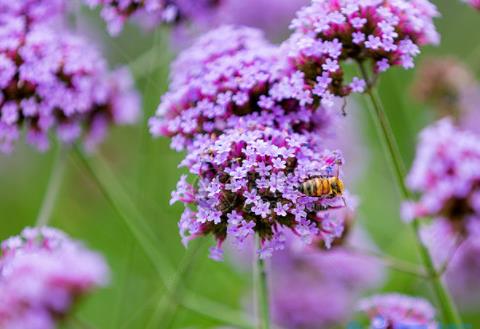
[82,0,221,35]
[173,125,345,260]
[0,0,140,153]
[149,26,335,152]
[403,119,480,225]
[0,227,109,329]
[358,293,438,329]
[285,0,439,101]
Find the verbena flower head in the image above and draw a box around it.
[403,119,480,227]
[285,0,439,99]
[149,25,334,152]
[0,21,140,153]
[422,218,480,310]
[0,227,109,329]
[82,0,222,35]
[171,124,345,260]
[358,294,437,329]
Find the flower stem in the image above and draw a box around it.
[35,146,67,227]
[358,62,463,327]
[345,245,428,279]
[73,146,255,328]
[255,237,271,329]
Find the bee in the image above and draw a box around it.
[299,165,346,206]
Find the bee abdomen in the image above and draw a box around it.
[300,178,331,197]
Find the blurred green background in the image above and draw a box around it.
[1,1,479,328]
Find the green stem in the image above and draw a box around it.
[255,237,271,329]
[73,146,175,281]
[73,147,255,328]
[146,240,207,329]
[345,245,427,279]
[35,147,67,227]
[358,62,463,328]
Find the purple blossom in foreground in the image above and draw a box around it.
[149,25,335,151]
[284,0,439,101]
[172,124,346,260]
[0,20,140,153]
[0,227,109,329]
[403,119,480,227]
[270,227,384,329]
[358,294,437,329]
[422,218,480,310]
[82,0,221,35]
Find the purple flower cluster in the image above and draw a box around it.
[403,119,480,227]
[172,125,345,259]
[0,0,140,153]
[0,227,109,329]
[358,293,437,329]
[270,226,384,329]
[149,26,335,152]
[82,0,222,35]
[285,0,439,101]
[404,117,480,310]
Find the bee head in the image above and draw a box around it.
[333,177,345,195]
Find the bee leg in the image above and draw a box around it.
[342,197,347,208]
[341,99,347,116]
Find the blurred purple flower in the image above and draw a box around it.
[216,0,308,41]
[149,25,335,152]
[0,16,140,153]
[271,248,383,329]
[0,0,67,26]
[172,124,346,260]
[421,218,480,310]
[358,293,438,329]
[403,119,480,226]
[0,227,109,329]
[412,57,480,130]
[82,0,221,36]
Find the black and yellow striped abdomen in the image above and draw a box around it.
[299,177,344,197]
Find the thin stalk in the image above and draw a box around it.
[438,236,465,276]
[73,147,254,327]
[73,146,175,282]
[146,240,208,329]
[345,245,427,279]
[255,237,270,329]
[35,147,67,227]
[358,61,463,328]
